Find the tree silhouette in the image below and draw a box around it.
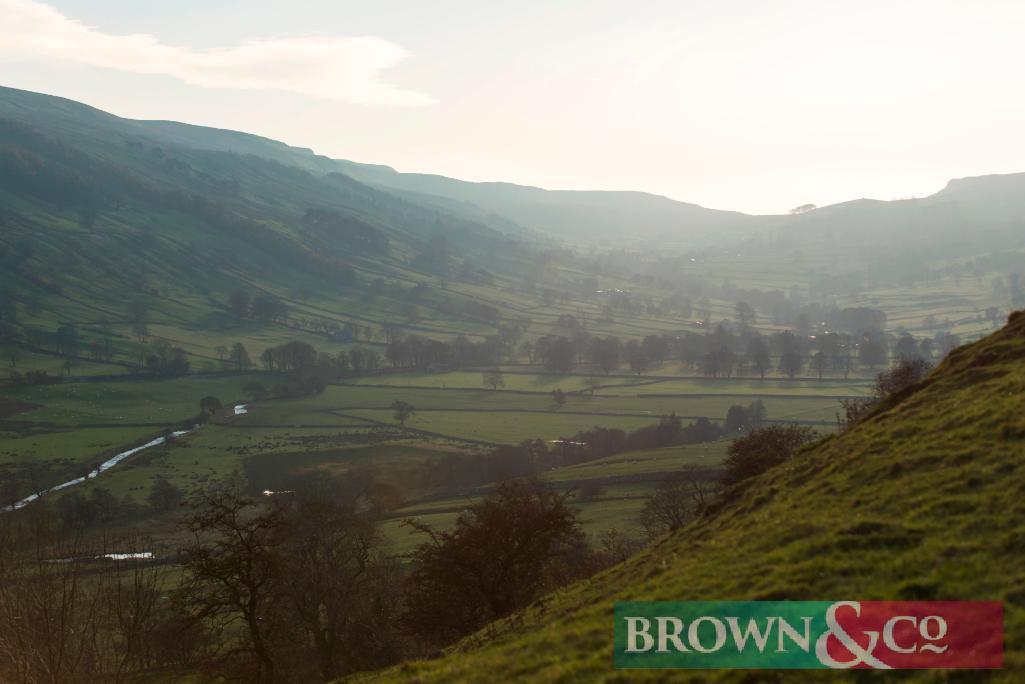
[391,400,415,426]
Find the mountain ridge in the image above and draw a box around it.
[5,84,1025,252]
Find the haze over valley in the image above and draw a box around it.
[1,2,1024,681]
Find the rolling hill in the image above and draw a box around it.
[368,310,1025,682]
[0,85,754,250]
[762,172,1025,257]
[0,84,554,375]
[4,83,1025,272]
[8,84,1024,260]
[2,82,1022,379]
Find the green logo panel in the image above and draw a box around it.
[614,601,832,669]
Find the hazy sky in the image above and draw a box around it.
[3,0,1025,214]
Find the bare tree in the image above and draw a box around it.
[639,472,716,537]
[0,521,194,684]
[180,488,283,684]
[276,492,402,680]
[838,358,933,432]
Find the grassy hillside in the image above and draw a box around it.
[369,311,1025,682]
[0,86,756,251]
[0,84,550,375]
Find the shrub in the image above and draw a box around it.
[876,358,933,400]
[837,359,934,432]
[721,425,817,487]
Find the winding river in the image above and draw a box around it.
[3,404,249,513]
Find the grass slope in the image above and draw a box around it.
[367,311,1025,682]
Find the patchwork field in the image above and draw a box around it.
[0,362,847,515]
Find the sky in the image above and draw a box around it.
[2,0,1025,214]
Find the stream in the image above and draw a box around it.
[3,404,249,513]
[47,552,156,564]
[4,429,193,512]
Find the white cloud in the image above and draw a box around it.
[0,0,432,106]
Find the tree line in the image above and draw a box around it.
[520,324,960,378]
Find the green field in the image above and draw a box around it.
[378,441,731,554]
[248,383,845,429]
[380,486,657,556]
[0,365,839,512]
[0,425,158,465]
[0,374,270,503]
[85,429,443,504]
[542,441,728,482]
[607,377,871,396]
[3,374,268,425]
[349,371,644,392]
[338,408,658,444]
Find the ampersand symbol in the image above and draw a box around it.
[815,601,892,669]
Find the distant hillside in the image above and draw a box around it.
[0,84,531,248]
[1,82,1023,366]
[331,161,756,248]
[932,172,1025,220]
[5,85,1025,258]
[0,86,334,174]
[757,173,1025,259]
[370,311,1025,682]
[0,86,753,250]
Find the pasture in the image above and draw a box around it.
[3,374,267,425]
[0,363,843,518]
